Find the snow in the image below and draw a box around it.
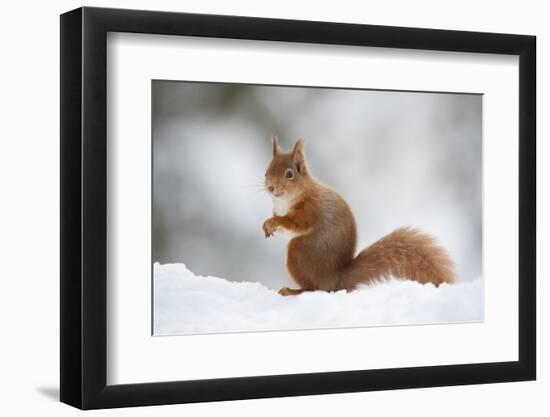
[153,263,483,336]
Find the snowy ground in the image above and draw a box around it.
[153,263,483,336]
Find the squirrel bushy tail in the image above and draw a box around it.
[342,226,456,290]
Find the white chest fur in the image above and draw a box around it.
[272,196,292,216]
[271,195,302,238]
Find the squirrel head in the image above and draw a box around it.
[265,135,309,200]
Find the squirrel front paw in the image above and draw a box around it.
[263,218,279,238]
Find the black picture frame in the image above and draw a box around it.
[60,6,536,410]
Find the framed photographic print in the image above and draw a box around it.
[60,6,536,409]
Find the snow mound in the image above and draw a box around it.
[154,263,482,335]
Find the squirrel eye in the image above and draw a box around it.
[285,169,294,179]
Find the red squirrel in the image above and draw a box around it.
[263,135,456,296]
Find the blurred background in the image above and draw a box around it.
[152,80,482,289]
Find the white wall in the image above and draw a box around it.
[0,0,545,415]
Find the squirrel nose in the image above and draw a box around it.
[268,185,275,193]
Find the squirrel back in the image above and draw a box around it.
[263,136,456,295]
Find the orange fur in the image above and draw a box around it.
[263,136,456,295]
[342,226,456,290]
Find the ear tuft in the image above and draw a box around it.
[271,134,280,156]
[292,138,306,173]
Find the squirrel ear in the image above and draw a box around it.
[271,134,280,156]
[292,138,306,173]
